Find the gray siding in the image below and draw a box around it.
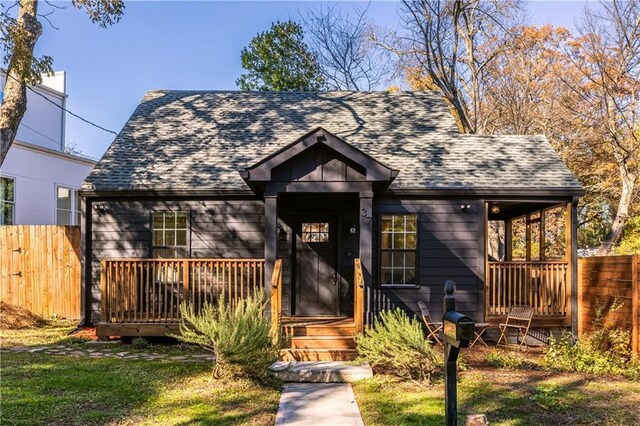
[371,198,484,322]
[89,198,265,323]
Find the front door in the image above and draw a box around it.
[294,216,339,316]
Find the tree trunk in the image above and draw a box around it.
[596,162,637,255]
[0,0,42,166]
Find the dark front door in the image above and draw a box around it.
[294,216,339,316]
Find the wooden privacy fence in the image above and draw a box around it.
[101,258,265,323]
[0,225,81,319]
[486,261,569,318]
[578,255,639,355]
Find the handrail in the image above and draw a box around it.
[270,259,283,338]
[100,258,265,323]
[354,258,365,334]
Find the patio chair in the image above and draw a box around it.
[496,305,534,349]
[417,301,443,347]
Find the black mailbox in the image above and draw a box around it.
[443,311,475,348]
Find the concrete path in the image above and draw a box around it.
[275,383,364,426]
[270,361,373,383]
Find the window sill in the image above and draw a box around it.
[379,284,420,289]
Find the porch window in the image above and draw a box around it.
[1,176,15,225]
[380,214,418,286]
[152,212,189,258]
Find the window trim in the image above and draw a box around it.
[378,213,420,288]
[0,175,16,225]
[149,211,191,259]
[55,184,80,226]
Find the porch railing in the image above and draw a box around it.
[100,258,265,323]
[487,261,569,318]
[354,258,365,333]
[270,259,283,336]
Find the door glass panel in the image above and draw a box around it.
[302,222,329,243]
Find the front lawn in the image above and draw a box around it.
[353,346,640,425]
[0,322,281,426]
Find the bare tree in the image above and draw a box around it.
[0,0,124,165]
[373,0,523,133]
[303,3,390,90]
[568,0,640,254]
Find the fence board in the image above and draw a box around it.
[0,225,81,319]
[578,255,639,355]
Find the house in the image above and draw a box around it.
[81,91,583,359]
[0,70,96,225]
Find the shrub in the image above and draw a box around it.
[486,349,524,370]
[173,291,279,380]
[542,299,639,379]
[131,337,149,349]
[355,308,441,381]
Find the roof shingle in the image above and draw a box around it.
[83,90,583,193]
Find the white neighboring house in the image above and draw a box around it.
[0,70,96,225]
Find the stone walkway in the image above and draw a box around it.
[2,344,214,363]
[275,383,364,426]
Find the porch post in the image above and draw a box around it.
[567,199,578,337]
[359,192,373,324]
[264,195,277,296]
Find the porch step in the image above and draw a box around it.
[289,336,356,350]
[286,324,355,337]
[269,361,372,383]
[280,349,358,362]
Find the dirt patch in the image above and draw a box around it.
[68,327,97,340]
[0,303,49,330]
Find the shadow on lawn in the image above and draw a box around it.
[1,331,281,426]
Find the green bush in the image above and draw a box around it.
[355,308,441,381]
[131,337,149,349]
[486,349,524,370]
[173,291,280,380]
[542,299,639,380]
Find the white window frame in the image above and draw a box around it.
[55,185,80,226]
[0,175,16,225]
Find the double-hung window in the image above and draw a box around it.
[380,214,418,286]
[1,176,15,225]
[56,186,81,225]
[152,212,189,258]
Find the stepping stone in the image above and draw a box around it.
[275,383,364,426]
[70,351,86,356]
[10,346,29,352]
[28,347,48,353]
[269,362,373,383]
[116,352,129,357]
[89,352,104,356]
[170,356,187,360]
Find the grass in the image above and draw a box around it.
[353,347,640,426]
[0,323,282,426]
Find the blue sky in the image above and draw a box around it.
[34,1,588,159]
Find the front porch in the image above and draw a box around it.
[484,201,577,329]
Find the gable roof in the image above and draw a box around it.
[82,90,583,195]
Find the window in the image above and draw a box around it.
[56,186,81,225]
[380,214,418,286]
[1,176,15,225]
[152,212,188,258]
[302,222,329,243]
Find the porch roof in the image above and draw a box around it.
[83,90,584,195]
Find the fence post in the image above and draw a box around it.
[100,260,107,322]
[577,258,583,337]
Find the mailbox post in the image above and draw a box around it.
[442,280,474,426]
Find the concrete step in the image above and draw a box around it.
[287,336,356,350]
[270,361,373,383]
[280,348,358,362]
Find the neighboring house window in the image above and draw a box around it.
[380,214,418,286]
[152,212,188,258]
[1,176,15,225]
[56,186,80,225]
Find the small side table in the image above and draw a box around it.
[470,322,490,348]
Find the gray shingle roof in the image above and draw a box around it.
[83,90,583,193]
